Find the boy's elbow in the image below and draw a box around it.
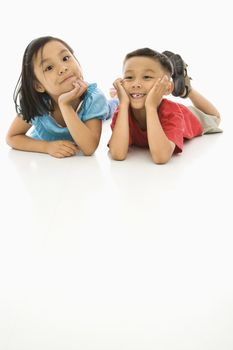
[151,153,171,165]
[152,157,169,165]
[109,148,127,161]
[150,143,174,164]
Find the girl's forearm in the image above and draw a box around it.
[6,134,49,154]
[60,105,100,155]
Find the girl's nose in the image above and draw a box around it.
[58,65,68,75]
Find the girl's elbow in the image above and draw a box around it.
[6,134,14,148]
[82,148,96,156]
[82,141,99,156]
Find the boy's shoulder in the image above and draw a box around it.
[160,98,189,113]
[161,98,180,107]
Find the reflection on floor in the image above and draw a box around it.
[0,119,232,350]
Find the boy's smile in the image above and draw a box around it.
[130,93,146,99]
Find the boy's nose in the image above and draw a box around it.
[132,81,142,88]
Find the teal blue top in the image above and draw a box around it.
[28,83,108,141]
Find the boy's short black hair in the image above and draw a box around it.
[124,48,173,76]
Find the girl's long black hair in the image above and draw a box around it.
[13,36,74,123]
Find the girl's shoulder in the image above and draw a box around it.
[79,83,108,121]
[85,83,105,98]
[83,82,107,106]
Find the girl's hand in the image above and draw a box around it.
[113,78,130,106]
[46,140,79,158]
[58,79,88,107]
[145,75,169,109]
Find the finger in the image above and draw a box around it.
[77,79,88,90]
[59,148,76,157]
[54,152,74,158]
[113,78,122,88]
[53,152,66,158]
[62,147,77,156]
[161,75,169,82]
[73,82,81,89]
[62,143,79,153]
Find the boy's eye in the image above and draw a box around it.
[124,76,132,80]
[144,76,153,79]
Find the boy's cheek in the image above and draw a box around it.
[122,80,128,89]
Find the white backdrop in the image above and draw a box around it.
[0,0,231,137]
[1,2,233,350]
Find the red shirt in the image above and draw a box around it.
[110,98,203,153]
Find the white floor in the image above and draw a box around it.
[0,115,233,350]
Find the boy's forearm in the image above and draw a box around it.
[109,105,129,160]
[146,107,175,164]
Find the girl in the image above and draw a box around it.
[6,36,109,158]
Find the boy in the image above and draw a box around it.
[108,48,222,164]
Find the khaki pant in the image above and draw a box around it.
[187,106,223,134]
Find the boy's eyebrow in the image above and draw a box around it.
[39,49,69,66]
[144,69,156,73]
[124,68,156,74]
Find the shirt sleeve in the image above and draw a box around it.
[79,84,109,122]
[159,102,185,153]
[110,108,119,130]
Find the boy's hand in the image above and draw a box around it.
[113,78,130,106]
[46,140,79,158]
[145,75,169,108]
[58,79,88,107]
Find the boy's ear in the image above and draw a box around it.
[164,81,174,96]
[34,81,45,93]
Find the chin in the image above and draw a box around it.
[130,102,144,110]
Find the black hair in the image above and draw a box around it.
[123,48,173,76]
[13,36,74,123]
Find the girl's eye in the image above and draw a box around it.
[63,55,70,61]
[124,76,132,80]
[44,65,53,72]
[144,76,153,79]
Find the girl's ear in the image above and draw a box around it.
[164,80,174,96]
[34,81,45,93]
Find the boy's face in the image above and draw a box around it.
[122,56,169,109]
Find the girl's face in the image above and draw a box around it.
[33,40,83,100]
[122,56,169,110]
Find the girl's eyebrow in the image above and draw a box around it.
[39,49,69,67]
